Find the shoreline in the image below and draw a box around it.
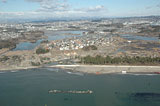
[0,66,41,72]
[0,65,160,74]
[48,65,160,74]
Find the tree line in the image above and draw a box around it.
[80,55,160,65]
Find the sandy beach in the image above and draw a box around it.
[48,65,160,74]
[0,64,160,74]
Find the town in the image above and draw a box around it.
[0,16,160,70]
[1,16,160,41]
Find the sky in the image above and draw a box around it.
[0,0,160,20]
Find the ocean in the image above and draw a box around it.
[0,68,160,106]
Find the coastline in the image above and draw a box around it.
[0,64,160,74]
[0,66,41,72]
[48,65,160,74]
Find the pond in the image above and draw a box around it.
[120,34,159,41]
[13,30,85,51]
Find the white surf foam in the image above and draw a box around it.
[127,73,158,76]
[67,71,84,76]
[11,71,18,73]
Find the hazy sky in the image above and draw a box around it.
[0,0,160,20]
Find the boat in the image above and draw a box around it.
[154,72,160,74]
[96,72,100,75]
[48,90,93,94]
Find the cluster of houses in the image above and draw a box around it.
[44,34,113,51]
[0,32,20,40]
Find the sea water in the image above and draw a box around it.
[0,68,160,106]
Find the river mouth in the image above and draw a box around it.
[13,30,85,51]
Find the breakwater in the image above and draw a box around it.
[49,90,93,94]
